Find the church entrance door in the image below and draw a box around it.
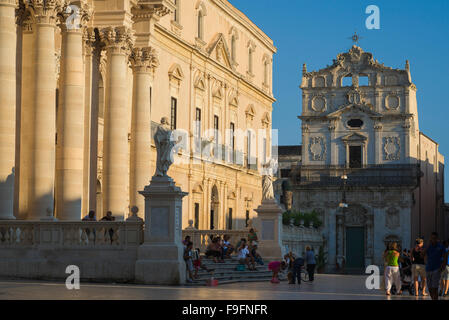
[345,227,365,271]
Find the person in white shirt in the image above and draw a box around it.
[237,240,256,270]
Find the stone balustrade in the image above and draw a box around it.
[281,224,325,258]
[182,224,325,259]
[0,220,144,249]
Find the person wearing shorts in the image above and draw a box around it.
[411,238,427,296]
[441,245,449,297]
[424,232,445,300]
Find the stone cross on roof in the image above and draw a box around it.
[348,31,362,45]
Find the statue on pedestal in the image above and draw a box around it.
[154,117,175,177]
[261,158,278,200]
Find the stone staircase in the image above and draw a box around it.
[186,256,284,286]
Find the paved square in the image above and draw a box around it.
[0,275,446,300]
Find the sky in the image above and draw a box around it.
[230,0,449,200]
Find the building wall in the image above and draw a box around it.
[90,0,276,229]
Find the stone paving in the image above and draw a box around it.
[0,274,447,300]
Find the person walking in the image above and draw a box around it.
[384,242,402,296]
[305,246,316,282]
[441,241,449,297]
[411,238,428,296]
[424,232,445,300]
[291,255,304,285]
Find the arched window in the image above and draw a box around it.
[264,60,269,85]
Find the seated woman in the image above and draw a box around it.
[222,234,235,258]
[205,237,224,263]
[237,241,256,271]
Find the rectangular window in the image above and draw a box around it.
[214,116,219,157]
[349,145,362,168]
[245,210,250,228]
[194,203,199,229]
[227,208,233,230]
[230,122,235,162]
[247,130,251,168]
[171,97,177,130]
[149,87,152,113]
[173,0,178,22]
[342,76,352,87]
[195,108,201,152]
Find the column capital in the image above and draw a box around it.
[16,1,33,32]
[100,26,135,57]
[83,27,104,58]
[25,0,63,26]
[57,0,92,33]
[130,46,159,73]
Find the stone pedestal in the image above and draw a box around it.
[135,176,188,285]
[253,199,283,261]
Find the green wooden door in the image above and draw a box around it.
[345,227,365,270]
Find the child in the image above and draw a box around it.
[192,248,213,278]
[268,260,286,283]
[183,242,195,282]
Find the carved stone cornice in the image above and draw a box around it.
[25,0,63,26]
[100,26,135,57]
[129,47,159,73]
[131,0,174,22]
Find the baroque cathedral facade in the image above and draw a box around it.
[291,45,444,271]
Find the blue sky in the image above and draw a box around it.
[230,0,449,199]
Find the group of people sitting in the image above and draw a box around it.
[181,229,264,282]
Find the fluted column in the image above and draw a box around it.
[129,47,158,217]
[100,26,134,220]
[17,8,34,220]
[0,0,17,219]
[55,3,91,220]
[82,28,102,215]
[24,0,62,219]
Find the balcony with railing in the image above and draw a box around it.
[294,164,420,187]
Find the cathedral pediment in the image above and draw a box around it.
[206,33,233,69]
[341,132,367,143]
[327,104,382,118]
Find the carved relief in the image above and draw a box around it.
[383,137,401,160]
[311,95,326,112]
[385,94,400,110]
[345,205,367,226]
[347,88,364,105]
[309,136,326,161]
[385,207,400,229]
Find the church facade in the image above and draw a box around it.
[0,0,276,230]
[292,46,444,272]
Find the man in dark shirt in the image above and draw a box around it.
[424,232,445,300]
[291,256,305,285]
[411,238,427,296]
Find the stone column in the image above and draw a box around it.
[55,4,90,220]
[24,0,62,219]
[17,9,33,220]
[0,0,17,219]
[100,26,134,220]
[253,198,283,261]
[129,47,158,217]
[135,176,188,285]
[336,214,344,269]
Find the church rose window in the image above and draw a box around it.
[347,119,364,128]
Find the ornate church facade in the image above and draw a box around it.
[0,0,276,230]
[292,46,444,272]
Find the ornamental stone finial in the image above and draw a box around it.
[405,60,410,71]
[302,63,307,74]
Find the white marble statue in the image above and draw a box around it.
[154,117,175,177]
[262,175,274,200]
